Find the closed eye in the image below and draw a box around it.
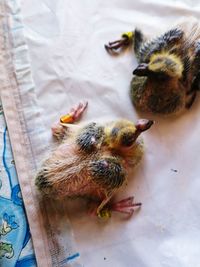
[120,133,136,147]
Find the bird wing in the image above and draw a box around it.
[178,19,200,81]
[89,156,126,193]
[137,28,184,63]
[76,122,105,153]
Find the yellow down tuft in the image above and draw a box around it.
[149,51,184,78]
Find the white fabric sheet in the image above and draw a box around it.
[21,1,200,266]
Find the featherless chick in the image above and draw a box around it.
[105,19,200,114]
[35,102,153,218]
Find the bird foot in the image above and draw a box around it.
[51,101,88,140]
[105,32,133,52]
[60,101,88,124]
[110,196,142,216]
[88,196,142,219]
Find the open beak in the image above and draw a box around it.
[135,119,154,133]
[133,63,149,76]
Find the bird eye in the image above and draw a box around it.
[120,132,136,147]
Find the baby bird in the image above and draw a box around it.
[35,102,153,218]
[105,20,200,114]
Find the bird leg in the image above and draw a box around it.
[96,194,113,218]
[105,32,133,52]
[90,196,141,218]
[185,72,200,109]
[51,101,88,140]
[185,91,197,109]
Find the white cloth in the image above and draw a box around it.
[5,0,200,266]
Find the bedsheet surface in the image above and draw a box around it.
[1,0,200,266]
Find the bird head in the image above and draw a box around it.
[133,52,183,79]
[104,119,153,151]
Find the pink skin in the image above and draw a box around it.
[51,101,88,139]
[110,197,142,215]
[105,36,130,51]
[69,102,88,121]
[89,196,142,217]
[51,123,65,139]
[51,101,143,217]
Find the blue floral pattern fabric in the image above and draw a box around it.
[0,102,36,267]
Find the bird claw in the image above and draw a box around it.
[51,101,88,139]
[105,32,133,52]
[105,37,130,52]
[60,101,88,124]
[110,196,142,215]
[88,196,141,218]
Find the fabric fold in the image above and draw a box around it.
[0,1,81,266]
